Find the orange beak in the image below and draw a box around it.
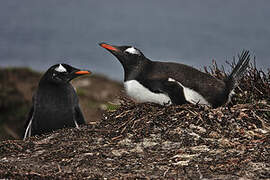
[99,43,119,52]
[75,70,91,75]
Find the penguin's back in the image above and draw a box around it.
[146,61,228,107]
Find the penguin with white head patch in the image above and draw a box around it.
[23,64,91,140]
[99,42,250,107]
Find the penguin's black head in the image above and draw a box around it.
[99,42,147,67]
[43,64,91,84]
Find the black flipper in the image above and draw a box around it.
[23,106,34,140]
[74,105,86,126]
[140,79,187,105]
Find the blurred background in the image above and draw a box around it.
[0,0,270,140]
[0,0,269,80]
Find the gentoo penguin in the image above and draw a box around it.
[99,42,250,108]
[23,64,91,140]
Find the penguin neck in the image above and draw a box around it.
[38,78,73,96]
[122,58,151,81]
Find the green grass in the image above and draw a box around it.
[105,103,120,111]
[76,88,88,97]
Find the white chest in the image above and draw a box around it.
[124,80,171,105]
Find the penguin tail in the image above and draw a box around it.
[225,50,250,92]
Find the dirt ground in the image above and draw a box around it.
[0,63,269,179]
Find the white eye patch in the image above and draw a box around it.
[125,47,140,55]
[55,64,67,73]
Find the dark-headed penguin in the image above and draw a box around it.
[23,64,91,140]
[99,42,250,108]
